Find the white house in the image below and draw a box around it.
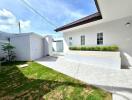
[0,32,53,61]
[55,0,132,68]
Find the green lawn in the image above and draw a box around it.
[0,61,111,100]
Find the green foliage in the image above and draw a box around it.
[69,45,119,51]
[1,43,16,62]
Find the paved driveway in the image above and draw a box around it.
[36,56,132,100]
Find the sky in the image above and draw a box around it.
[0,0,97,38]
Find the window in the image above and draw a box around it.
[69,37,72,46]
[97,33,103,45]
[81,35,85,45]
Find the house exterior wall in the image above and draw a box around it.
[10,35,31,61]
[30,34,44,60]
[63,16,132,67]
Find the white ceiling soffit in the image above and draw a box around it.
[98,0,132,21]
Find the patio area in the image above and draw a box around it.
[36,56,132,100]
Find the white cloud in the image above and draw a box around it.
[0,9,31,31]
[20,20,30,29]
[0,9,16,25]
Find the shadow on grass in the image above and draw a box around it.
[0,62,88,100]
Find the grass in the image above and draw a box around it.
[0,61,111,100]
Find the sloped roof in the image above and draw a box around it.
[55,0,102,32]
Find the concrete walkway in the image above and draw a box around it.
[36,56,132,100]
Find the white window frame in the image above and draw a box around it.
[97,33,103,45]
[69,37,72,46]
[81,35,85,45]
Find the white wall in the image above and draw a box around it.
[10,34,45,61]
[56,41,63,52]
[53,41,63,52]
[0,32,46,61]
[30,34,44,60]
[43,36,53,56]
[66,51,121,69]
[10,35,31,61]
[63,16,132,68]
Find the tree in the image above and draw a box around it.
[2,43,16,62]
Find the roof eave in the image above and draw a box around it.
[55,0,102,32]
[55,13,102,32]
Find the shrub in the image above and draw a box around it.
[1,43,16,62]
[69,45,119,51]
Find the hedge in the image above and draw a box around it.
[69,45,119,51]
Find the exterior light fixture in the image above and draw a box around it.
[125,22,131,27]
